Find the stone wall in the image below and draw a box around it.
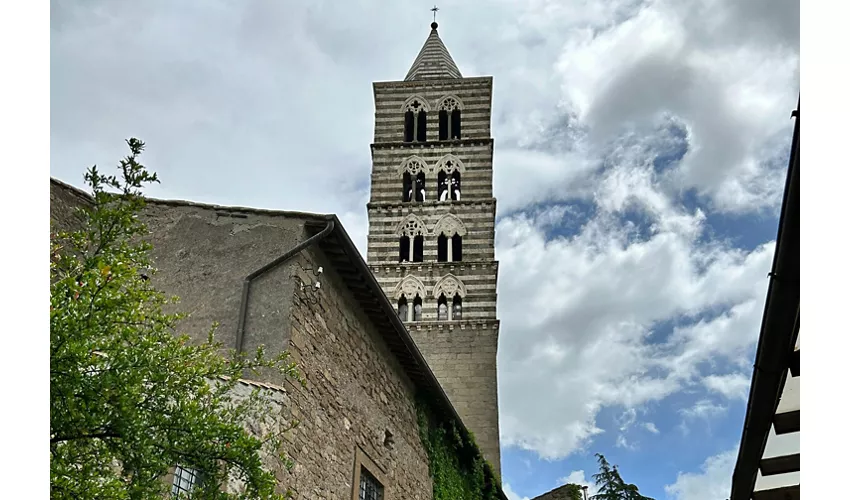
[50,180,436,498]
[50,179,307,358]
[407,321,501,472]
[280,249,433,499]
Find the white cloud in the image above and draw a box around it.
[503,482,531,500]
[497,196,773,458]
[643,422,660,434]
[665,448,737,500]
[703,373,751,401]
[679,399,727,420]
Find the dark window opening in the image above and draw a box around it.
[438,110,449,140]
[404,111,415,142]
[402,172,413,202]
[398,296,408,321]
[452,294,462,320]
[450,170,461,201]
[416,111,427,142]
[412,235,424,262]
[399,236,410,262]
[413,295,423,321]
[452,234,463,262]
[437,294,448,320]
[172,465,202,497]
[414,172,426,202]
[437,234,448,262]
[437,170,449,201]
[451,109,462,139]
[358,467,384,500]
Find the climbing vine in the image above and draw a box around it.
[416,394,501,500]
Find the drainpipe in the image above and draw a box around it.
[235,219,335,353]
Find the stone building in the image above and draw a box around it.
[529,483,584,500]
[50,20,505,499]
[50,177,506,499]
[366,21,502,473]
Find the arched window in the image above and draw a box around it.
[412,235,424,262]
[397,215,426,263]
[437,294,448,320]
[452,234,462,262]
[437,234,448,262]
[452,294,462,320]
[439,110,449,141]
[404,111,415,142]
[434,214,467,263]
[438,97,462,140]
[437,170,449,201]
[433,274,467,314]
[414,172,426,202]
[402,172,413,202]
[417,110,427,142]
[451,109,461,139]
[403,98,428,143]
[399,236,410,262]
[413,295,423,321]
[450,170,461,201]
[398,295,409,321]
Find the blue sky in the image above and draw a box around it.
[49,1,799,498]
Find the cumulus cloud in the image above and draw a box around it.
[496,193,773,458]
[665,448,737,500]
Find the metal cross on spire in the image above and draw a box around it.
[431,5,439,22]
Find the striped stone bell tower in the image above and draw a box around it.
[366,21,501,473]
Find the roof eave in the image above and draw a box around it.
[729,97,800,500]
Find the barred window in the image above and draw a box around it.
[171,465,201,497]
[359,467,384,500]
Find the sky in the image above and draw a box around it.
[50,0,800,498]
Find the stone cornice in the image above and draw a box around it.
[369,260,499,275]
[367,199,496,211]
[404,319,501,333]
[373,76,493,90]
[371,138,494,151]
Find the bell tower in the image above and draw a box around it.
[366,20,501,472]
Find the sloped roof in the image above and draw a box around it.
[405,22,462,81]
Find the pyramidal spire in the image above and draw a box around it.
[404,22,462,81]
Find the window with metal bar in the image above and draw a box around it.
[171,465,201,497]
[358,467,384,500]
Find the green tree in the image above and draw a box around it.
[559,483,585,500]
[50,139,301,499]
[590,454,654,500]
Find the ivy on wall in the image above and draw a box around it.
[416,394,501,500]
